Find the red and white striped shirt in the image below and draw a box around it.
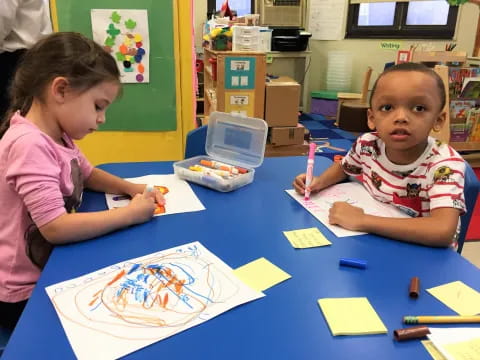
[342,132,466,218]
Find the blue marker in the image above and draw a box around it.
[339,258,367,269]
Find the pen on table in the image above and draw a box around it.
[403,315,480,324]
[304,142,316,201]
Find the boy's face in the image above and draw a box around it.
[367,71,446,165]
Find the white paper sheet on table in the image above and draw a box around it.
[427,327,480,360]
[286,182,410,237]
[105,174,205,216]
[45,241,264,360]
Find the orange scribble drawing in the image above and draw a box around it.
[153,185,169,214]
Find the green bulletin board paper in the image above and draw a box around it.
[55,0,176,131]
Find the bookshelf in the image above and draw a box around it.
[203,48,266,121]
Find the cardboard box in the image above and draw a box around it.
[265,144,309,157]
[264,76,300,127]
[269,125,305,145]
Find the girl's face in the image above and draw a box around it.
[367,71,446,165]
[57,80,120,140]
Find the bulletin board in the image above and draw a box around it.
[52,0,176,131]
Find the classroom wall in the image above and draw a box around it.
[306,2,480,108]
[194,0,208,49]
[70,0,196,165]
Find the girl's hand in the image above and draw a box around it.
[126,183,166,206]
[125,193,157,224]
[328,202,366,231]
[292,174,323,195]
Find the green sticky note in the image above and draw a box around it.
[266,54,273,64]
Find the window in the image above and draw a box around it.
[346,0,459,39]
[207,0,255,17]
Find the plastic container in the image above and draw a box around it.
[326,50,352,92]
[174,112,268,192]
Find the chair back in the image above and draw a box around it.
[458,162,480,254]
[184,125,208,158]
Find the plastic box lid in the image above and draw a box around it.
[205,112,268,169]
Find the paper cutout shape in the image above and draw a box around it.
[91,9,150,83]
[46,242,264,360]
[105,174,205,216]
[283,227,331,248]
[233,257,291,292]
[318,297,387,336]
[427,281,480,315]
[286,182,410,237]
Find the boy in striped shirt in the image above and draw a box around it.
[293,63,465,247]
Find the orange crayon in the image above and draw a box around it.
[200,159,247,174]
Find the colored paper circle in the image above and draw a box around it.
[119,44,128,55]
[137,48,146,56]
[138,64,145,73]
[123,60,132,68]
[134,34,143,42]
[136,41,143,48]
[136,74,144,82]
[134,54,143,63]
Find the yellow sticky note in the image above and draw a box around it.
[427,281,480,315]
[283,227,331,248]
[421,340,447,360]
[233,257,291,292]
[318,297,387,336]
[444,337,480,359]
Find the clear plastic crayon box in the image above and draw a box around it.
[173,112,268,192]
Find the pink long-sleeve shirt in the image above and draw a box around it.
[0,112,93,303]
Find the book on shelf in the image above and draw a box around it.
[460,77,480,99]
[448,67,480,99]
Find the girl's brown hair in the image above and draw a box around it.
[0,32,120,138]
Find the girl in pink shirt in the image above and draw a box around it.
[0,32,165,330]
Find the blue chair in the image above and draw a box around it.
[184,125,207,158]
[0,326,12,357]
[458,162,480,254]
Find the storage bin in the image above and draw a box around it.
[310,90,338,118]
[174,112,268,192]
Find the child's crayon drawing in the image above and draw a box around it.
[45,241,264,360]
[286,182,409,237]
[105,174,205,216]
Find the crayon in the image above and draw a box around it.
[409,277,420,299]
[393,326,430,341]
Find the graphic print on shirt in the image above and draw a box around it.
[433,166,453,182]
[343,162,362,175]
[392,182,423,217]
[359,139,381,159]
[371,171,382,190]
[25,159,84,269]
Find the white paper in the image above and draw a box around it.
[46,241,264,360]
[308,0,347,40]
[91,9,150,83]
[428,327,480,360]
[105,174,205,216]
[286,182,410,237]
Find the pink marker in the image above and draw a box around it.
[304,142,316,201]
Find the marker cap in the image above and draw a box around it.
[339,258,367,269]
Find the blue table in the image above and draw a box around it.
[4,157,480,359]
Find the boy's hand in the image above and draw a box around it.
[293,174,323,195]
[328,202,366,231]
[126,193,157,224]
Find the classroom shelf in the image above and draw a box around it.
[203,48,266,119]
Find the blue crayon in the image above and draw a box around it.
[339,258,367,269]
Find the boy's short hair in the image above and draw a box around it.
[369,62,446,111]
